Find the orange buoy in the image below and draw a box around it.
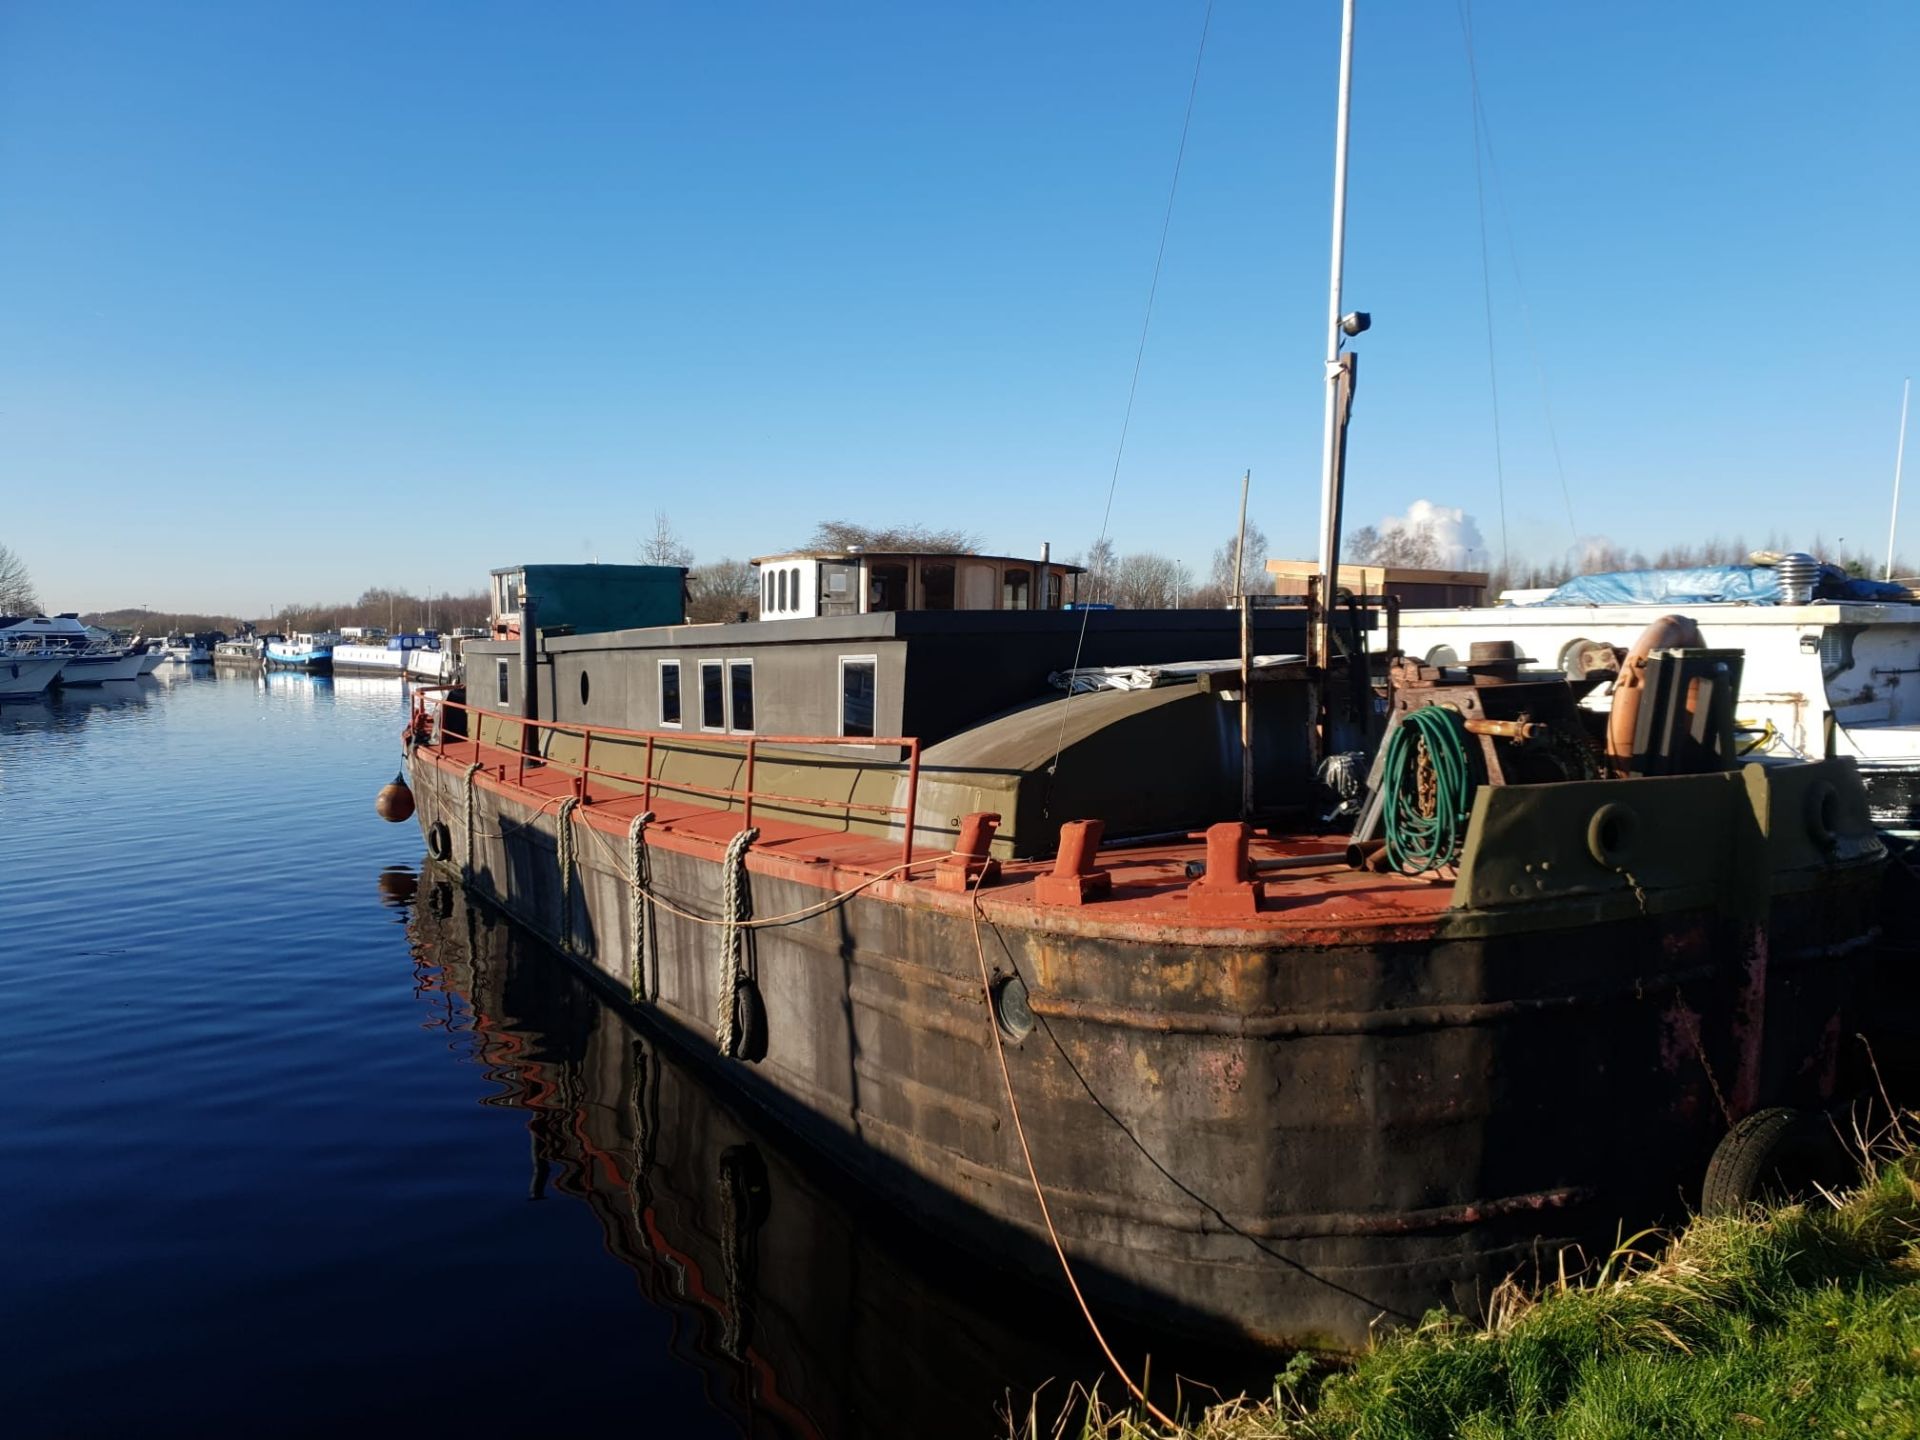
[376,771,416,823]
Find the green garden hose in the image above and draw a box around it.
[1382,706,1475,875]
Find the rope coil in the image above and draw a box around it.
[461,760,483,873]
[715,828,760,1056]
[1383,707,1475,875]
[555,796,581,953]
[627,810,656,1004]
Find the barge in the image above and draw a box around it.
[400,579,1885,1348]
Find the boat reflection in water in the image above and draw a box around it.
[402,876,1217,1439]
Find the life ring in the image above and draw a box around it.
[1605,615,1706,772]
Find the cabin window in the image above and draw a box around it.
[840,657,876,738]
[1003,568,1031,610]
[921,563,955,610]
[728,659,755,733]
[777,569,788,613]
[1042,571,1062,610]
[762,571,772,611]
[496,659,510,705]
[959,562,995,609]
[700,661,725,730]
[659,660,681,726]
[869,562,908,612]
[579,670,590,707]
[789,566,802,613]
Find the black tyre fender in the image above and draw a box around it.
[1701,1106,1847,1216]
[426,820,452,862]
[733,977,769,1064]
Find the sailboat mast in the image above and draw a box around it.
[1886,377,1911,582]
[1311,0,1357,677]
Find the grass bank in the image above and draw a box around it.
[1025,1130,1920,1440]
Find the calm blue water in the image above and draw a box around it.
[1,671,1101,1438]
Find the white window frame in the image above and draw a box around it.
[838,654,878,741]
[726,657,755,734]
[657,658,682,729]
[698,659,726,732]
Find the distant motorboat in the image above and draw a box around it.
[212,638,263,666]
[0,615,145,684]
[0,639,67,700]
[262,633,336,673]
[159,635,212,665]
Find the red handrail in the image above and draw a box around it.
[411,693,923,867]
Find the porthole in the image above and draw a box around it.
[579,670,590,706]
[991,972,1035,1042]
[1586,802,1638,869]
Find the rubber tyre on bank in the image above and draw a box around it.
[1701,1106,1848,1216]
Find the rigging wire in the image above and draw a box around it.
[1456,0,1580,558]
[1457,0,1510,580]
[1043,0,1215,814]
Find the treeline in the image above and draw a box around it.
[82,587,491,637]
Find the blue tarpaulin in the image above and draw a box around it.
[1537,565,1911,607]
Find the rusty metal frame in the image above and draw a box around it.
[409,690,923,866]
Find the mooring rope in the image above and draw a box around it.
[627,810,657,1004]
[575,821,952,931]
[965,876,1179,1432]
[555,796,581,954]
[461,760,483,873]
[714,827,759,1057]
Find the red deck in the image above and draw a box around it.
[415,723,1460,942]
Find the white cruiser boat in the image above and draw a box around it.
[1397,557,1920,833]
[0,615,145,684]
[159,635,212,664]
[0,638,67,699]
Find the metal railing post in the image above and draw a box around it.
[743,739,756,828]
[642,735,655,813]
[901,739,920,868]
[578,728,592,803]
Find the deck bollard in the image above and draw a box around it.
[936,812,1002,893]
[1035,819,1112,906]
[1187,821,1260,917]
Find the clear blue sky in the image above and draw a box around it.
[3,1,1916,614]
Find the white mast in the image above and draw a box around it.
[1310,0,1357,678]
[1886,377,1911,582]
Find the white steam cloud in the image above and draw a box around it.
[1369,499,1487,569]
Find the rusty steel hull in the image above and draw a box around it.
[406,746,1884,1350]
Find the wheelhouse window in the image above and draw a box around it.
[496,659,510,705]
[777,569,789,613]
[728,659,755,733]
[921,563,955,610]
[789,566,802,613]
[869,562,908,613]
[659,659,681,727]
[1002,567,1031,610]
[700,660,725,730]
[840,657,876,739]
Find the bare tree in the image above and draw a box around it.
[686,558,759,623]
[1081,535,1117,604]
[0,543,40,614]
[1207,522,1271,599]
[1109,552,1189,608]
[805,520,978,554]
[639,512,694,568]
[1345,524,1443,568]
